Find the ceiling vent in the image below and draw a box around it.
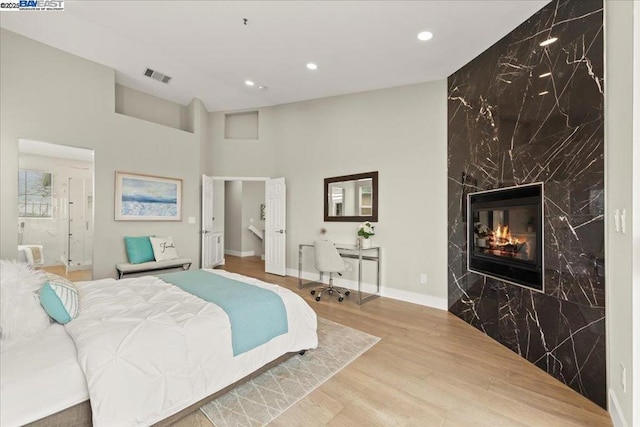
[143,68,172,84]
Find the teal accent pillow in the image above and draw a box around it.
[39,281,80,324]
[124,236,154,264]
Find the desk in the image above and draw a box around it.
[298,243,381,305]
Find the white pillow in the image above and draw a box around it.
[0,260,51,341]
[150,236,180,261]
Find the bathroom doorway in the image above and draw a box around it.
[18,139,94,280]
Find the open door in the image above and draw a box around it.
[265,177,286,276]
[201,174,215,268]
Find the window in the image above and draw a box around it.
[18,170,53,218]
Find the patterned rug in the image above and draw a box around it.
[199,317,380,427]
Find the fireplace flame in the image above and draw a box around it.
[493,225,523,246]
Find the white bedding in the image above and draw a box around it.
[65,269,317,427]
[0,324,89,427]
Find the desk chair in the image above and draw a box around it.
[310,240,351,302]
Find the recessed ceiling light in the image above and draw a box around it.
[539,37,558,47]
[258,85,268,90]
[538,91,549,96]
[539,72,552,78]
[245,80,255,87]
[306,63,318,70]
[417,31,433,41]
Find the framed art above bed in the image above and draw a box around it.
[115,171,182,221]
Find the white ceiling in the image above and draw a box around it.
[1,1,549,112]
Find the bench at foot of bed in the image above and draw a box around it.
[116,258,192,279]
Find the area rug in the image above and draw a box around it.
[199,317,380,427]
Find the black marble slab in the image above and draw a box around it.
[447,0,605,407]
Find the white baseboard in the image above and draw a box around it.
[608,389,629,427]
[287,268,447,311]
[225,250,255,257]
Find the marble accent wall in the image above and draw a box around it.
[447,0,605,407]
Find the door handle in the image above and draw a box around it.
[201,230,211,235]
[277,229,285,234]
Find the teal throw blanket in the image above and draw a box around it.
[158,270,288,356]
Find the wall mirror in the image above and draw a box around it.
[324,171,378,222]
[18,138,95,282]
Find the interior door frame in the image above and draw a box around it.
[211,176,271,270]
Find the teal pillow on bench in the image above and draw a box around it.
[124,236,155,264]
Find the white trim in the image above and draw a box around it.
[609,389,629,427]
[224,249,255,257]
[287,268,447,311]
[382,287,448,310]
[633,2,640,425]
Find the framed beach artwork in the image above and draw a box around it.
[115,172,182,221]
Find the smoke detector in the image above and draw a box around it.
[143,68,172,84]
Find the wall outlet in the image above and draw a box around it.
[187,216,196,224]
[420,273,428,284]
[620,362,627,393]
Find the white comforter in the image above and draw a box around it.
[65,269,317,427]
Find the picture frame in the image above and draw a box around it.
[115,172,182,221]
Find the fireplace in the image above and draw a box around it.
[467,183,544,291]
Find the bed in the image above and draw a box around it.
[0,269,318,427]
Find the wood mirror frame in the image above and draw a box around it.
[324,171,378,222]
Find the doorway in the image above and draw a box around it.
[18,139,94,280]
[223,180,266,260]
[202,176,286,276]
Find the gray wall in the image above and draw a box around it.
[223,181,264,256]
[224,181,243,253]
[272,82,448,303]
[209,81,448,306]
[241,181,265,256]
[605,0,638,424]
[208,108,276,177]
[115,84,190,132]
[0,30,207,278]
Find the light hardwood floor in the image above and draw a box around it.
[174,256,611,427]
[38,265,92,281]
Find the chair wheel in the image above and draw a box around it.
[338,297,344,302]
[310,290,316,295]
[315,296,321,301]
[345,291,351,296]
